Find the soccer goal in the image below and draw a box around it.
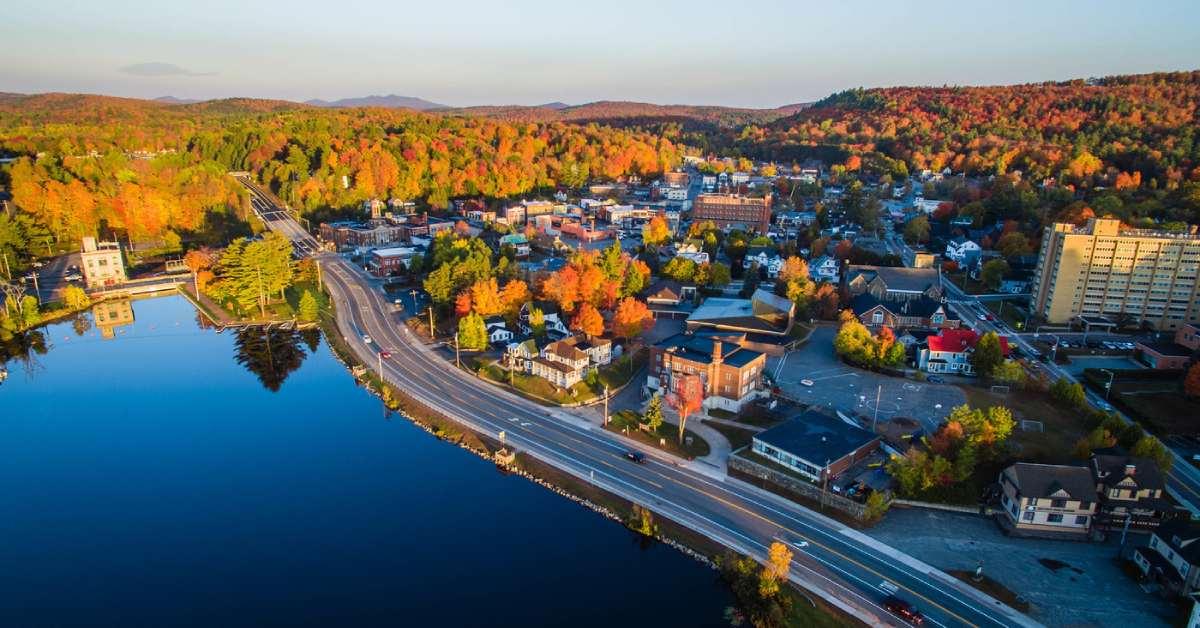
[1020,420,1044,433]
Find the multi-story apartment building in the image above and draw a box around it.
[692,193,772,234]
[80,237,126,288]
[999,462,1098,538]
[1031,218,1200,331]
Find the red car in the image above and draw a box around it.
[380,351,392,359]
[883,596,924,625]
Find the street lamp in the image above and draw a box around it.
[1100,369,1115,401]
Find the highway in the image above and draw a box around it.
[238,178,1036,628]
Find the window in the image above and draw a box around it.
[1047,514,1064,523]
[1050,499,1067,508]
[872,311,884,324]
[1022,511,1034,522]
[1075,516,1089,525]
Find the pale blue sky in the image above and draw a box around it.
[2,0,1197,108]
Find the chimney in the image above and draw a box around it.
[711,340,723,365]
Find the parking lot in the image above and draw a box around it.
[768,326,966,432]
[870,508,1171,628]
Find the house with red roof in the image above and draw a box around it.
[917,328,1009,375]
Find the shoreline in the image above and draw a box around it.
[312,291,861,627]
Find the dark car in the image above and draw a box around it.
[883,596,924,625]
[625,451,645,464]
[927,375,944,384]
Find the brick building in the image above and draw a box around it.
[692,193,772,234]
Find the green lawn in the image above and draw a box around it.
[606,410,711,459]
[958,385,1084,464]
[701,419,757,450]
[476,350,647,407]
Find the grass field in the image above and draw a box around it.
[701,419,758,450]
[959,386,1085,464]
[1112,381,1200,436]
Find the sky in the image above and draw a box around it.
[2,0,1198,108]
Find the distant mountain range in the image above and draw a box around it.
[304,94,448,110]
[154,96,202,105]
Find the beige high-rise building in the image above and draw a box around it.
[1031,218,1200,330]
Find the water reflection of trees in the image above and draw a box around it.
[234,327,315,392]
[0,327,48,376]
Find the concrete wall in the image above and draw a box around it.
[729,455,870,520]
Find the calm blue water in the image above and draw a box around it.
[0,296,732,627]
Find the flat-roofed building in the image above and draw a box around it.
[692,193,772,234]
[1031,218,1200,331]
[80,237,126,288]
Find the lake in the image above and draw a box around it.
[0,295,733,627]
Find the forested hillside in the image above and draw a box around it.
[0,95,680,251]
[737,72,1200,191]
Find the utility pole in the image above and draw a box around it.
[377,350,383,378]
[30,271,40,305]
[428,306,435,340]
[821,460,830,513]
[871,384,882,432]
[603,385,610,427]
[454,332,461,369]
[0,252,9,280]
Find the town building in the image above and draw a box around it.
[663,171,690,188]
[691,193,772,234]
[998,462,1098,538]
[808,255,839,283]
[515,335,613,389]
[1031,218,1200,331]
[1091,452,1176,531]
[849,293,959,331]
[368,247,417,277]
[845,265,942,303]
[80,237,126,288]
[485,317,514,345]
[742,247,784,278]
[1135,323,1200,369]
[319,221,408,250]
[917,328,1009,375]
[647,335,767,413]
[498,233,531,257]
[1134,520,1200,596]
[750,409,880,483]
[645,279,696,307]
[944,236,983,268]
[518,301,570,337]
[686,289,794,337]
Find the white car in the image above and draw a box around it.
[800,379,814,387]
[362,335,372,344]
[977,314,988,321]
[792,540,810,550]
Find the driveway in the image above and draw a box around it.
[769,326,966,432]
[869,508,1172,628]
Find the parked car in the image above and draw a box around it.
[800,379,814,387]
[927,375,944,383]
[64,272,83,282]
[883,596,925,625]
[362,335,372,344]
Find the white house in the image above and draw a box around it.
[742,248,784,278]
[485,317,514,344]
[917,329,1009,375]
[808,255,839,282]
[944,237,983,267]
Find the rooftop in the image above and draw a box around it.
[1006,462,1098,502]
[847,265,940,294]
[753,409,879,468]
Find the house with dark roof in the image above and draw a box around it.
[685,289,794,337]
[849,293,959,332]
[1135,520,1200,596]
[645,279,696,309]
[647,335,767,413]
[484,316,514,345]
[519,300,569,338]
[917,328,1009,375]
[845,265,942,303]
[750,409,880,482]
[999,462,1099,538]
[1091,453,1178,531]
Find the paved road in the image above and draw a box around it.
[243,179,1037,628]
[940,279,1200,514]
